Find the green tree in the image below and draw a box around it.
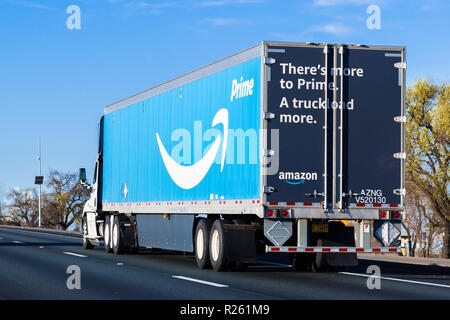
[406,78,450,258]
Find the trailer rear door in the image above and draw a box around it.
[264,43,405,211]
[337,46,405,210]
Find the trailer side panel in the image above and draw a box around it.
[102,57,262,209]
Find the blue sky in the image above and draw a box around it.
[0,0,449,202]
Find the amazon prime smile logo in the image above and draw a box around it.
[156,108,229,189]
[284,179,306,185]
[156,109,280,189]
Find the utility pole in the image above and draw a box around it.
[34,138,44,228]
[38,137,42,228]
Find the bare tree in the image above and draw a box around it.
[423,205,444,257]
[45,170,90,230]
[404,181,443,257]
[7,188,39,226]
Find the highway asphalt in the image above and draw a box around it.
[0,226,449,300]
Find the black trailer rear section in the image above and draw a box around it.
[265,43,405,211]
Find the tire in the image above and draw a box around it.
[112,215,125,255]
[311,239,328,272]
[292,253,310,271]
[104,215,112,253]
[195,219,213,269]
[209,220,230,272]
[82,217,94,250]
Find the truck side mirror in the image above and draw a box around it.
[79,168,87,184]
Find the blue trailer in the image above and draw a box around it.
[80,42,406,271]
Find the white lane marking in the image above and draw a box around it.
[12,241,25,244]
[63,252,87,258]
[0,237,3,240]
[172,276,229,288]
[340,271,450,289]
[117,262,124,266]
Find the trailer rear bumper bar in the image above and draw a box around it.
[265,246,401,253]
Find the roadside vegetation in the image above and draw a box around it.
[404,78,449,258]
[1,170,89,231]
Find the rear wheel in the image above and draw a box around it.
[209,220,230,272]
[311,239,328,272]
[292,253,310,271]
[104,215,112,253]
[112,215,125,255]
[195,219,213,269]
[82,217,94,250]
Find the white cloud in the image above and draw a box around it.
[308,23,352,34]
[198,0,266,6]
[204,18,248,26]
[313,0,376,6]
[120,1,177,16]
[7,0,49,9]
[124,1,176,9]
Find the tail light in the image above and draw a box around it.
[281,210,289,217]
[267,209,275,217]
[392,211,401,219]
[380,211,388,219]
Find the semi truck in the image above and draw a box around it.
[79,41,406,271]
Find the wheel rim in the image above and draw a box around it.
[83,219,88,237]
[211,229,220,262]
[112,221,118,248]
[104,219,110,247]
[196,229,204,260]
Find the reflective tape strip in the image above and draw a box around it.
[103,199,259,209]
[266,202,321,207]
[267,246,401,253]
[348,203,402,209]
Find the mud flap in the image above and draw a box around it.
[122,225,136,248]
[316,222,358,267]
[223,225,257,264]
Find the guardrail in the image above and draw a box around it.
[0,224,82,238]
